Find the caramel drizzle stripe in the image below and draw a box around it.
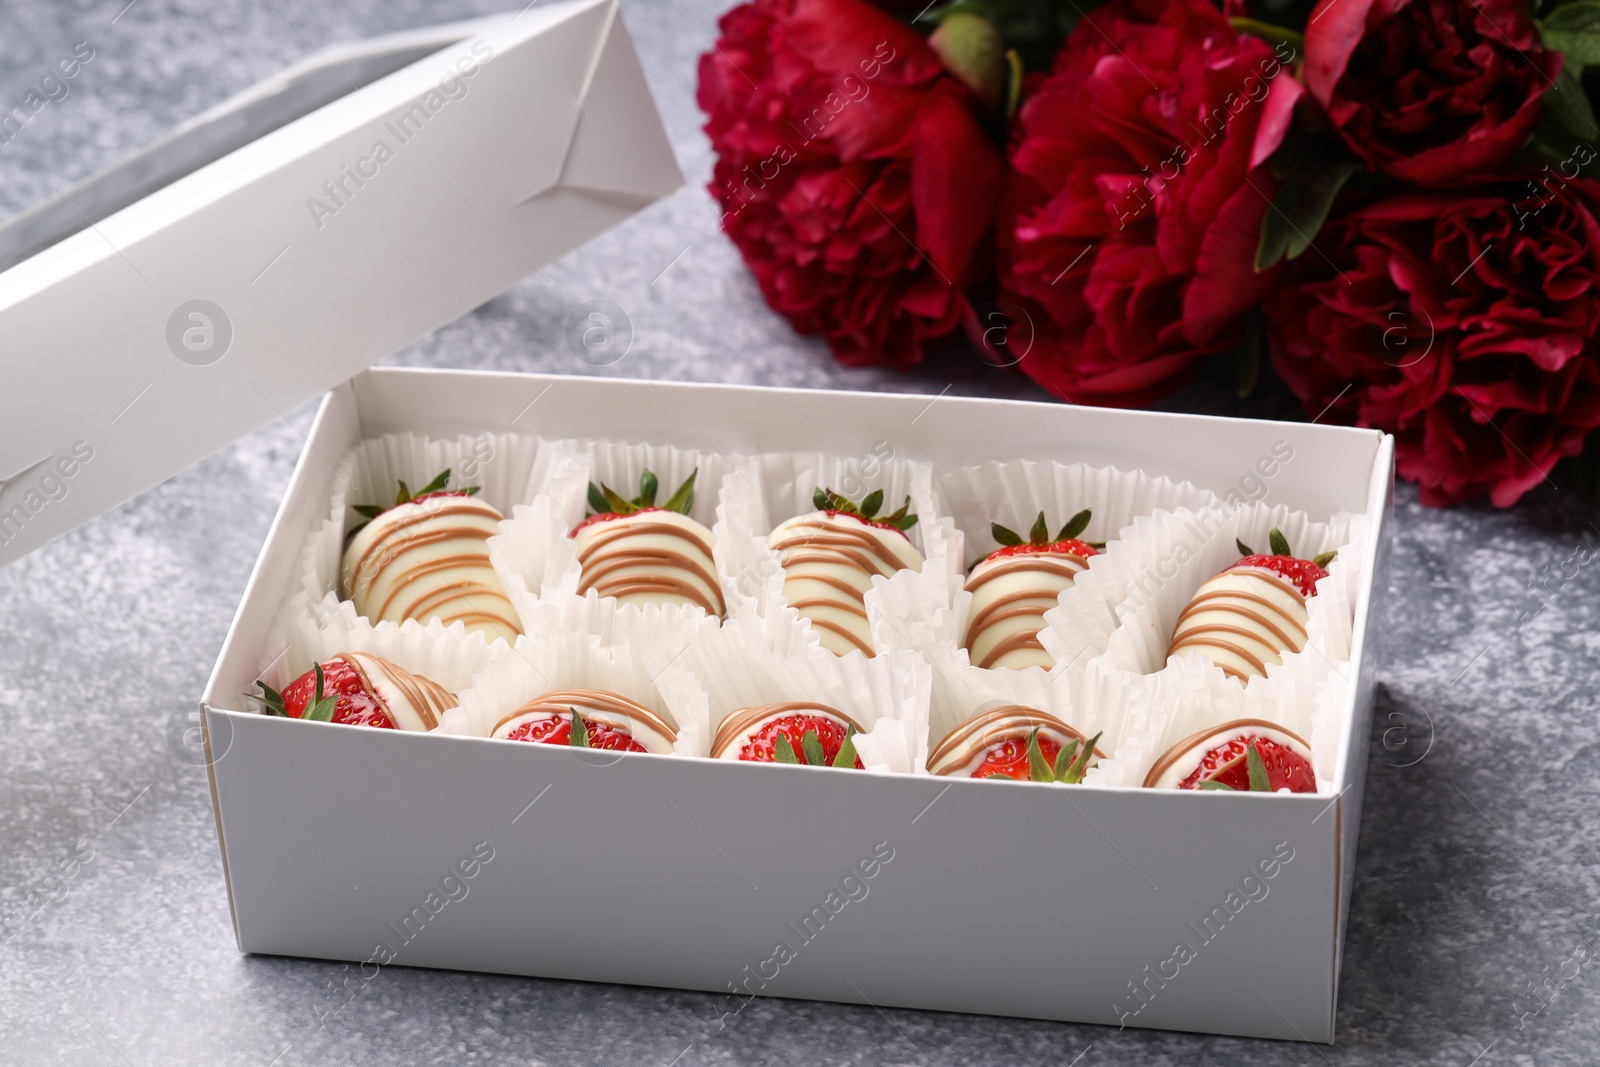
[778,546,895,581]
[1173,587,1306,645]
[927,705,1102,775]
[349,506,500,593]
[1168,631,1270,678]
[577,520,714,563]
[374,556,506,621]
[963,553,1087,595]
[711,702,862,760]
[804,615,875,656]
[782,571,867,604]
[962,592,1062,650]
[1172,597,1304,656]
[582,576,722,615]
[493,689,677,743]
[772,523,914,576]
[788,596,867,621]
[578,548,719,594]
[1141,718,1309,789]
[337,653,446,730]
[404,581,516,624]
[975,631,1047,670]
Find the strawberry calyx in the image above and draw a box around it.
[975,727,1101,783]
[251,660,396,729]
[1186,736,1316,793]
[741,713,862,768]
[575,469,697,535]
[503,707,648,752]
[813,487,918,537]
[1230,527,1336,598]
[982,509,1103,565]
[348,468,480,537]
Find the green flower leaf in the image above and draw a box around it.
[1058,508,1091,541]
[1541,2,1600,69]
[1255,129,1361,272]
[832,726,859,768]
[663,469,698,515]
[568,708,591,747]
[1268,528,1292,557]
[1237,538,1255,557]
[991,523,1023,547]
[1247,740,1272,792]
[1198,779,1235,791]
[801,729,826,767]
[859,489,884,520]
[774,734,801,764]
[1028,511,1049,545]
[588,483,610,515]
[1026,728,1053,783]
[638,469,659,508]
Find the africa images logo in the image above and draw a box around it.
[0,442,95,546]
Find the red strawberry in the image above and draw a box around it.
[1230,528,1336,598]
[573,468,698,535]
[740,713,864,768]
[1181,736,1316,793]
[258,660,394,728]
[348,468,480,537]
[811,487,917,540]
[980,508,1102,566]
[974,727,1101,783]
[503,710,647,753]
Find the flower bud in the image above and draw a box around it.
[929,12,1004,107]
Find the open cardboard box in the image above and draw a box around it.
[201,369,1394,1043]
[0,0,1394,1043]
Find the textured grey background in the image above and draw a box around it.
[1,0,1598,1064]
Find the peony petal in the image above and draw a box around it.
[910,81,1004,284]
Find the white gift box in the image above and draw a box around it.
[0,1,1395,1045]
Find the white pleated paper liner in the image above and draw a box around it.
[279,430,576,653]
[440,630,709,758]
[486,438,742,627]
[923,648,1149,780]
[1048,501,1366,679]
[1097,651,1346,792]
[715,450,963,656]
[654,617,931,774]
[255,599,502,709]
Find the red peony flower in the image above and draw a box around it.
[1304,0,1560,188]
[997,0,1302,406]
[696,0,1004,369]
[1265,178,1600,507]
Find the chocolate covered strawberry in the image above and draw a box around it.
[927,704,1101,781]
[768,489,923,657]
[252,653,456,731]
[342,468,522,644]
[572,469,724,617]
[490,688,678,754]
[1167,528,1337,682]
[1143,719,1316,793]
[964,509,1103,670]
[711,702,864,768]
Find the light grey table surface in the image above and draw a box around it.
[2,1,1597,1064]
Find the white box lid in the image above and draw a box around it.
[0,0,682,568]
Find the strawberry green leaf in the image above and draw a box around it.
[1268,528,1292,557]
[568,708,590,747]
[892,513,919,532]
[250,681,288,717]
[1198,779,1235,791]
[303,696,338,722]
[859,489,884,520]
[395,481,412,506]
[463,486,480,496]
[832,726,858,768]
[1067,731,1101,784]
[1236,538,1255,557]
[1052,738,1080,782]
[1059,508,1091,541]
[801,729,826,767]
[587,483,610,515]
[1028,511,1049,545]
[663,469,698,515]
[417,469,452,497]
[1247,740,1272,792]
[600,483,634,516]
[813,487,830,511]
[638,469,659,508]
[352,504,386,520]
[823,489,853,513]
[774,734,801,764]
[991,523,1023,547]
[1312,551,1337,568]
[1026,728,1053,783]
[883,499,910,523]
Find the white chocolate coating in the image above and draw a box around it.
[336,651,456,731]
[1143,719,1312,790]
[927,704,1097,777]
[342,495,521,644]
[768,512,923,656]
[491,688,677,754]
[963,550,1090,670]
[710,702,861,761]
[573,510,723,616]
[1167,566,1308,681]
